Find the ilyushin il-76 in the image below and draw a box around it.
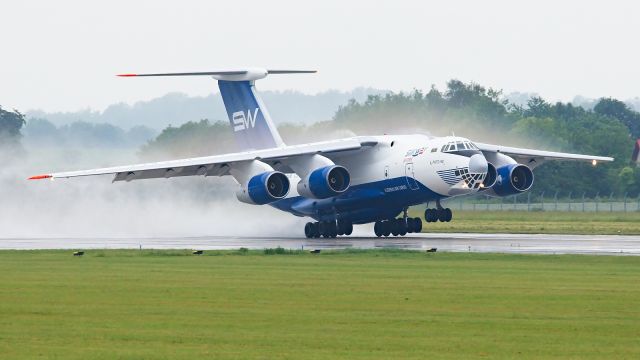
[30,69,613,238]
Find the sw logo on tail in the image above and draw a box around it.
[233,108,260,132]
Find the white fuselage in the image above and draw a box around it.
[275,134,488,223]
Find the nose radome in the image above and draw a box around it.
[469,154,488,174]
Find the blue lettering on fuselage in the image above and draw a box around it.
[384,185,407,192]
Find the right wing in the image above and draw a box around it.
[475,142,614,168]
[29,137,378,182]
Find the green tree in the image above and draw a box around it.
[594,98,640,139]
[0,106,26,139]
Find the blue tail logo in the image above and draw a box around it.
[218,80,285,150]
[232,108,260,132]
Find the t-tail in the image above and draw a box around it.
[117,68,316,150]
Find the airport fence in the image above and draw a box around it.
[442,192,640,212]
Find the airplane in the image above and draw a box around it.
[29,68,614,238]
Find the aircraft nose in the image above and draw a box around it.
[469,154,488,174]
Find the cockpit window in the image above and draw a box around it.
[441,140,482,156]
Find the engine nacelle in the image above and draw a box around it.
[480,162,497,189]
[492,164,534,196]
[297,165,350,199]
[236,171,290,205]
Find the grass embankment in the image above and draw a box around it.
[1,250,639,359]
[409,210,640,235]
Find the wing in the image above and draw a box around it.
[476,142,614,168]
[29,137,378,182]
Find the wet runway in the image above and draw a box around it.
[1,233,640,255]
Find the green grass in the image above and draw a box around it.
[409,210,640,235]
[1,250,639,359]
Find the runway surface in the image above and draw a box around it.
[1,233,640,255]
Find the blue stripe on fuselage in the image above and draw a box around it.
[270,176,443,224]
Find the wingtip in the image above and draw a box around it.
[117,73,137,77]
[28,174,52,180]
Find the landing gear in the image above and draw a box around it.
[373,211,423,238]
[424,208,452,222]
[406,217,423,233]
[304,220,353,238]
[337,219,353,236]
[304,222,316,238]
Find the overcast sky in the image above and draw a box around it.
[1,0,639,112]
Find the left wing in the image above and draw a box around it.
[476,142,614,168]
[29,137,378,182]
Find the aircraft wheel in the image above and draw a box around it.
[374,221,382,237]
[312,222,321,238]
[425,208,437,223]
[406,218,415,233]
[318,222,327,238]
[390,220,399,236]
[445,208,453,222]
[413,217,423,232]
[304,222,314,238]
[333,221,339,238]
[382,221,391,237]
[337,220,353,236]
[337,220,345,236]
[437,208,447,222]
[344,221,353,236]
[397,218,407,236]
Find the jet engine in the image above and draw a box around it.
[297,165,350,199]
[480,162,497,189]
[236,171,290,205]
[491,164,534,196]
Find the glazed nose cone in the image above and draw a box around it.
[469,154,488,174]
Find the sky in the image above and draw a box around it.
[1,0,639,112]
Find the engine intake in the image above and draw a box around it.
[298,165,351,199]
[238,171,290,205]
[492,164,534,196]
[481,162,497,189]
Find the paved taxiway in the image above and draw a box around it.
[1,233,640,255]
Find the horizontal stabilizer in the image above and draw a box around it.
[117,68,316,82]
[118,71,248,77]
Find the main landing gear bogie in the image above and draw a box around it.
[304,220,353,238]
[373,217,422,237]
[424,208,452,223]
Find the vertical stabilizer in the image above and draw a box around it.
[218,80,284,150]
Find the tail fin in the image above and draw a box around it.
[218,80,284,150]
[117,68,316,150]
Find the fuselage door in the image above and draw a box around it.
[405,162,419,190]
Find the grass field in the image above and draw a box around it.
[409,210,640,235]
[0,250,639,359]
